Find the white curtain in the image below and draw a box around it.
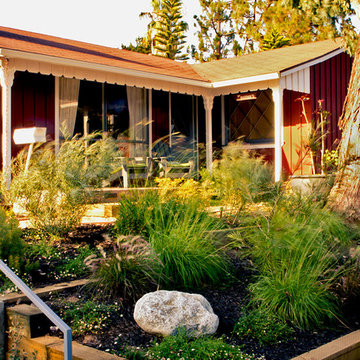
[59,77,80,138]
[126,86,148,157]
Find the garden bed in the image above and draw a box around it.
[3,224,359,360]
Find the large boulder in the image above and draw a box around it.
[133,290,219,337]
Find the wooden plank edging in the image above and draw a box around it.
[0,279,89,304]
[292,330,360,360]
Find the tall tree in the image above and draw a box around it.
[193,0,234,62]
[121,0,161,54]
[230,0,356,54]
[154,0,189,60]
[328,1,360,220]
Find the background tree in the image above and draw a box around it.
[230,0,356,54]
[328,1,360,220]
[261,28,291,50]
[193,0,234,62]
[121,0,161,55]
[122,35,152,54]
[154,0,189,60]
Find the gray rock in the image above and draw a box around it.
[133,290,219,337]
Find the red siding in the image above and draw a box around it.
[310,52,353,150]
[11,71,55,157]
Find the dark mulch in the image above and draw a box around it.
[18,225,360,359]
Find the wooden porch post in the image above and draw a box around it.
[148,88,152,157]
[221,95,226,146]
[0,58,15,187]
[203,95,214,171]
[168,91,172,148]
[54,77,60,154]
[272,86,284,182]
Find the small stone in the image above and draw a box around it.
[133,290,219,337]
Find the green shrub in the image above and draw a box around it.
[233,308,293,345]
[155,177,215,206]
[85,235,162,300]
[209,142,277,209]
[0,208,24,270]
[232,194,355,329]
[147,199,229,289]
[59,300,119,336]
[146,330,259,360]
[3,134,119,237]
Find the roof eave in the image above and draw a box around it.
[0,48,212,88]
[211,72,279,88]
[280,48,344,77]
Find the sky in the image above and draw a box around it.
[2,0,202,49]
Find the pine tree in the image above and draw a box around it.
[154,0,188,60]
[261,28,291,50]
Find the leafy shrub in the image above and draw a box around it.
[85,235,162,300]
[0,208,24,270]
[147,199,229,289]
[233,308,293,345]
[145,330,260,360]
[155,177,215,206]
[232,194,355,329]
[3,134,119,237]
[209,142,277,208]
[59,300,118,335]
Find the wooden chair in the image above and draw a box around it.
[104,156,153,188]
[158,157,194,178]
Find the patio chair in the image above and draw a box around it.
[104,156,153,188]
[158,157,195,178]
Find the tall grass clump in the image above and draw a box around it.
[232,193,356,329]
[113,191,230,290]
[147,199,229,289]
[85,235,162,300]
[2,134,119,237]
[209,142,278,209]
[113,191,159,237]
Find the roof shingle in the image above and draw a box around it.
[0,26,344,85]
[0,26,207,82]
[192,39,342,82]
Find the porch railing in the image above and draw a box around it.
[0,259,72,360]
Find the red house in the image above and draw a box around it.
[0,27,353,183]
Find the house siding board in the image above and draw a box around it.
[310,52,352,153]
[11,71,55,157]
